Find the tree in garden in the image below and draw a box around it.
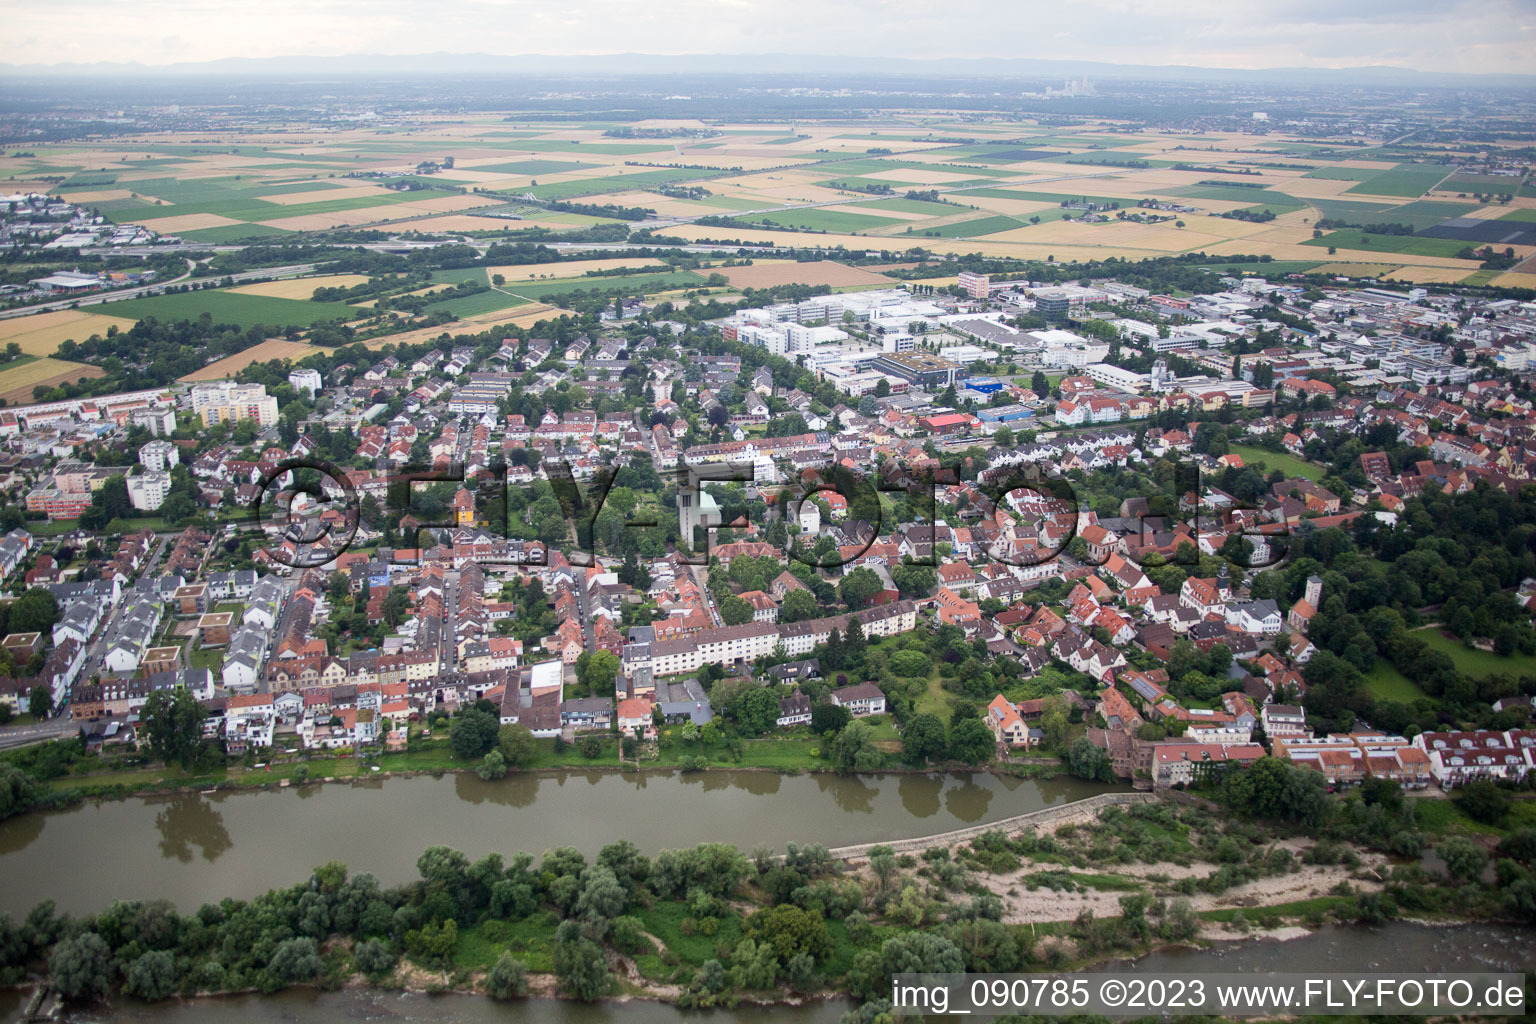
[576,650,620,693]
[477,750,508,780]
[450,707,499,760]
[497,723,538,768]
[139,688,208,768]
[9,588,59,635]
[901,713,947,764]
[838,567,882,610]
[718,593,754,626]
[810,702,849,735]
[1066,736,1114,782]
[28,685,51,720]
[947,716,995,765]
[729,686,781,737]
[830,719,885,773]
[780,589,818,623]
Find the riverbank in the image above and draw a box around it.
[19,728,1068,819]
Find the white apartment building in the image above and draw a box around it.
[288,368,324,397]
[138,439,180,472]
[127,470,172,511]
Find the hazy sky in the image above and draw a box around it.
[4,0,1535,74]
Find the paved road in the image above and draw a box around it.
[0,261,319,320]
[0,715,77,750]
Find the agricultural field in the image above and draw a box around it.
[714,261,894,290]
[0,309,139,357]
[504,269,708,300]
[1345,163,1454,198]
[180,339,317,381]
[228,274,372,300]
[0,357,105,405]
[735,208,907,233]
[904,214,1027,238]
[1302,231,1475,258]
[99,290,361,329]
[13,121,1526,275]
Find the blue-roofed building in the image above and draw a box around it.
[978,404,1035,424]
[963,377,1006,396]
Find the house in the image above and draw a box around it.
[777,692,813,728]
[1225,599,1282,635]
[616,696,656,740]
[1261,703,1309,739]
[830,682,886,717]
[986,695,1032,748]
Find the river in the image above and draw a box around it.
[40,922,1534,1024]
[0,770,1113,916]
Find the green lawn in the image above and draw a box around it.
[1411,627,1536,679]
[913,671,953,727]
[1345,163,1454,199]
[101,290,361,328]
[1302,230,1472,258]
[1363,660,1427,702]
[1227,444,1325,481]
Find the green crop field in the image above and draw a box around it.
[508,269,707,300]
[425,289,530,317]
[1303,167,1377,181]
[1500,208,1536,223]
[1411,628,1536,679]
[430,267,497,284]
[1440,174,1525,192]
[1227,444,1324,481]
[471,159,604,175]
[736,208,907,233]
[1302,230,1472,258]
[860,197,966,216]
[951,187,1131,207]
[246,180,347,197]
[907,214,1026,237]
[177,224,291,242]
[517,168,716,201]
[1165,185,1305,210]
[101,290,361,328]
[500,140,674,155]
[1346,163,1454,198]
